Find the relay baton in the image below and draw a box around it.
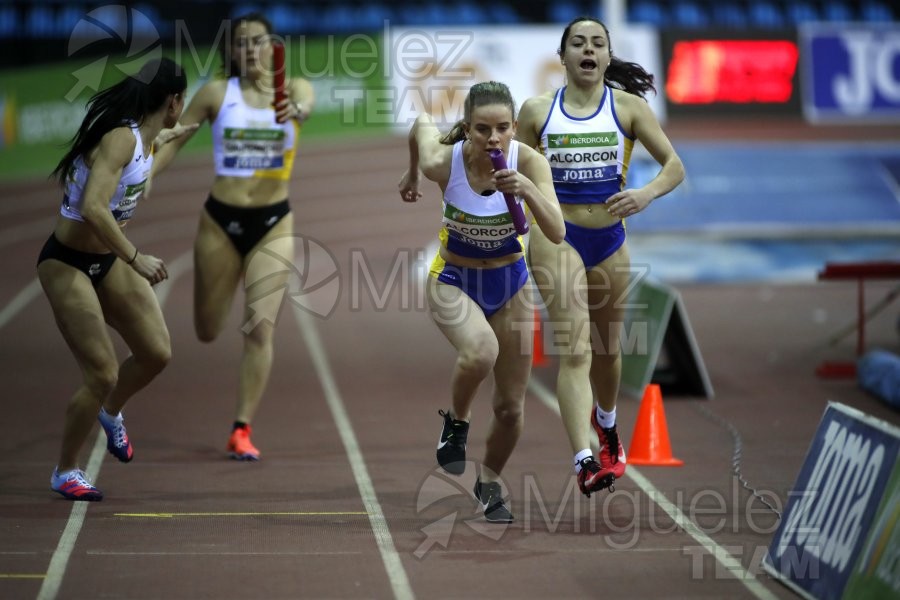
[272,41,286,120]
[488,148,529,235]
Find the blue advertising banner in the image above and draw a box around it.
[800,23,900,123]
[764,402,900,599]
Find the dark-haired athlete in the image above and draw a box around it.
[517,17,685,497]
[40,57,192,500]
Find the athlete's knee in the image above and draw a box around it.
[85,366,118,399]
[492,401,524,427]
[196,329,218,344]
[558,350,591,372]
[242,321,275,347]
[137,340,171,374]
[458,337,499,377]
[194,317,222,343]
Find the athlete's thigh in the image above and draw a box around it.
[97,260,170,356]
[586,241,631,354]
[528,228,592,356]
[242,214,294,325]
[426,276,496,355]
[194,210,243,330]
[37,260,117,373]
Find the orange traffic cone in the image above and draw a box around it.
[532,308,548,367]
[628,384,683,466]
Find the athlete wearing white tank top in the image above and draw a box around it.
[399,81,564,523]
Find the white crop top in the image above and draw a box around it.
[211,77,297,180]
[439,141,524,259]
[539,85,634,204]
[60,123,150,223]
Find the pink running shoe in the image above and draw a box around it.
[98,409,133,462]
[51,468,103,501]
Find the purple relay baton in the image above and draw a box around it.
[487,148,529,235]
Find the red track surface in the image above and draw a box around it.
[1,134,899,599]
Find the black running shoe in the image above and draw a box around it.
[474,478,514,523]
[436,409,468,475]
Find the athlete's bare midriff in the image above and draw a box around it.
[53,216,127,254]
[558,202,622,229]
[210,175,289,207]
[439,246,523,269]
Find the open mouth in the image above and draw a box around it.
[580,59,597,70]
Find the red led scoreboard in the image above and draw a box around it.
[661,30,802,117]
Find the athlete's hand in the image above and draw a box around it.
[275,98,307,124]
[130,253,169,286]
[398,169,423,203]
[605,188,653,219]
[492,168,528,197]
[155,123,199,148]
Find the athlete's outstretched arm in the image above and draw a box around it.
[399,113,452,202]
[151,81,220,176]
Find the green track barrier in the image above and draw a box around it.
[0,35,391,182]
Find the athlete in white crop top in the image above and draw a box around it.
[399,81,564,523]
[38,57,189,501]
[439,140,523,260]
[151,13,315,460]
[60,123,151,224]
[517,17,685,498]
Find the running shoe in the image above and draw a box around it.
[436,409,468,475]
[97,409,133,463]
[576,456,615,497]
[591,409,627,480]
[51,468,103,501]
[474,478,514,523]
[227,426,260,461]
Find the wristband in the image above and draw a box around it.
[127,248,138,264]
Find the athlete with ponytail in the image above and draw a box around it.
[517,17,685,497]
[39,57,191,500]
[399,81,564,522]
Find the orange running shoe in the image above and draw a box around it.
[227,426,260,461]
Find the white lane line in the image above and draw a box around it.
[291,306,414,600]
[87,551,364,556]
[527,376,778,600]
[36,250,193,600]
[0,279,41,331]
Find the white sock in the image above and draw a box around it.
[573,448,593,473]
[595,405,616,429]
